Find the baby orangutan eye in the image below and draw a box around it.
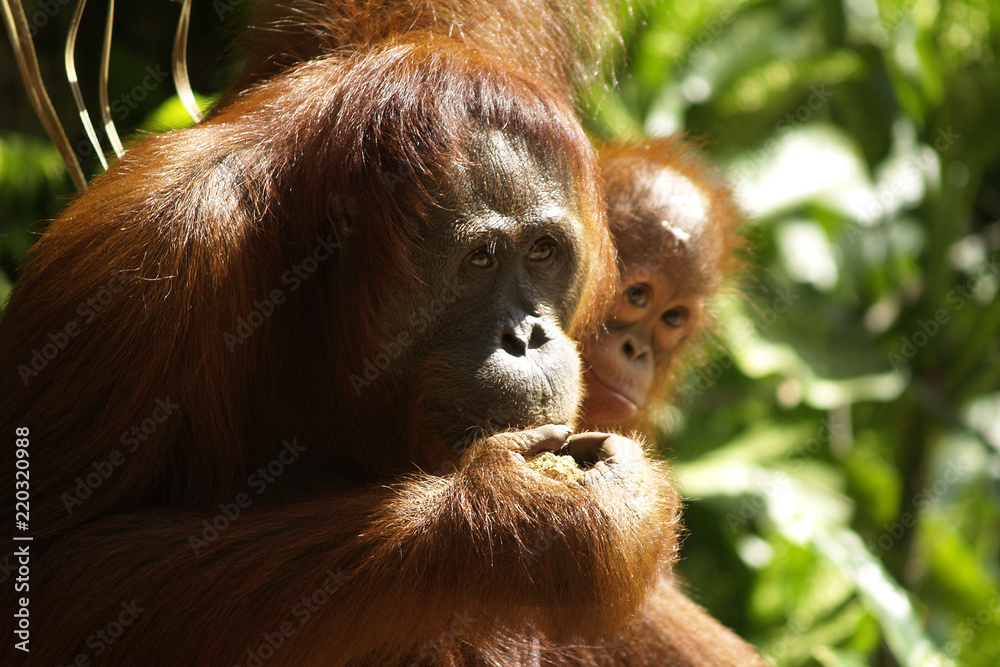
[663,307,687,328]
[625,284,649,308]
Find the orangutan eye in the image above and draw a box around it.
[528,236,557,262]
[625,284,649,308]
[469,247,494,268]
[663,308,687,328]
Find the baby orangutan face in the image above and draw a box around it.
[580,266,705,426]
[579,137,742,428]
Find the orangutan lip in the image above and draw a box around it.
[586,369,639,409]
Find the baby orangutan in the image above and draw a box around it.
[525,138,764,666]
[529,136,743,479]
[581,136,744,428]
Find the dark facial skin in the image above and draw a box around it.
[402,127,590,451]
[581,167,715,426]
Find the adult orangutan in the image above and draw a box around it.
[580,137,746,429]
[0,3,764,665]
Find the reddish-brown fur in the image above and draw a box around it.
[222,0,620,104]
[0,4,763,665]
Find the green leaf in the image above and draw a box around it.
[139,94,221,133]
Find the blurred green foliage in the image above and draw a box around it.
[1,0,999,665]
[584,0,1000,664]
